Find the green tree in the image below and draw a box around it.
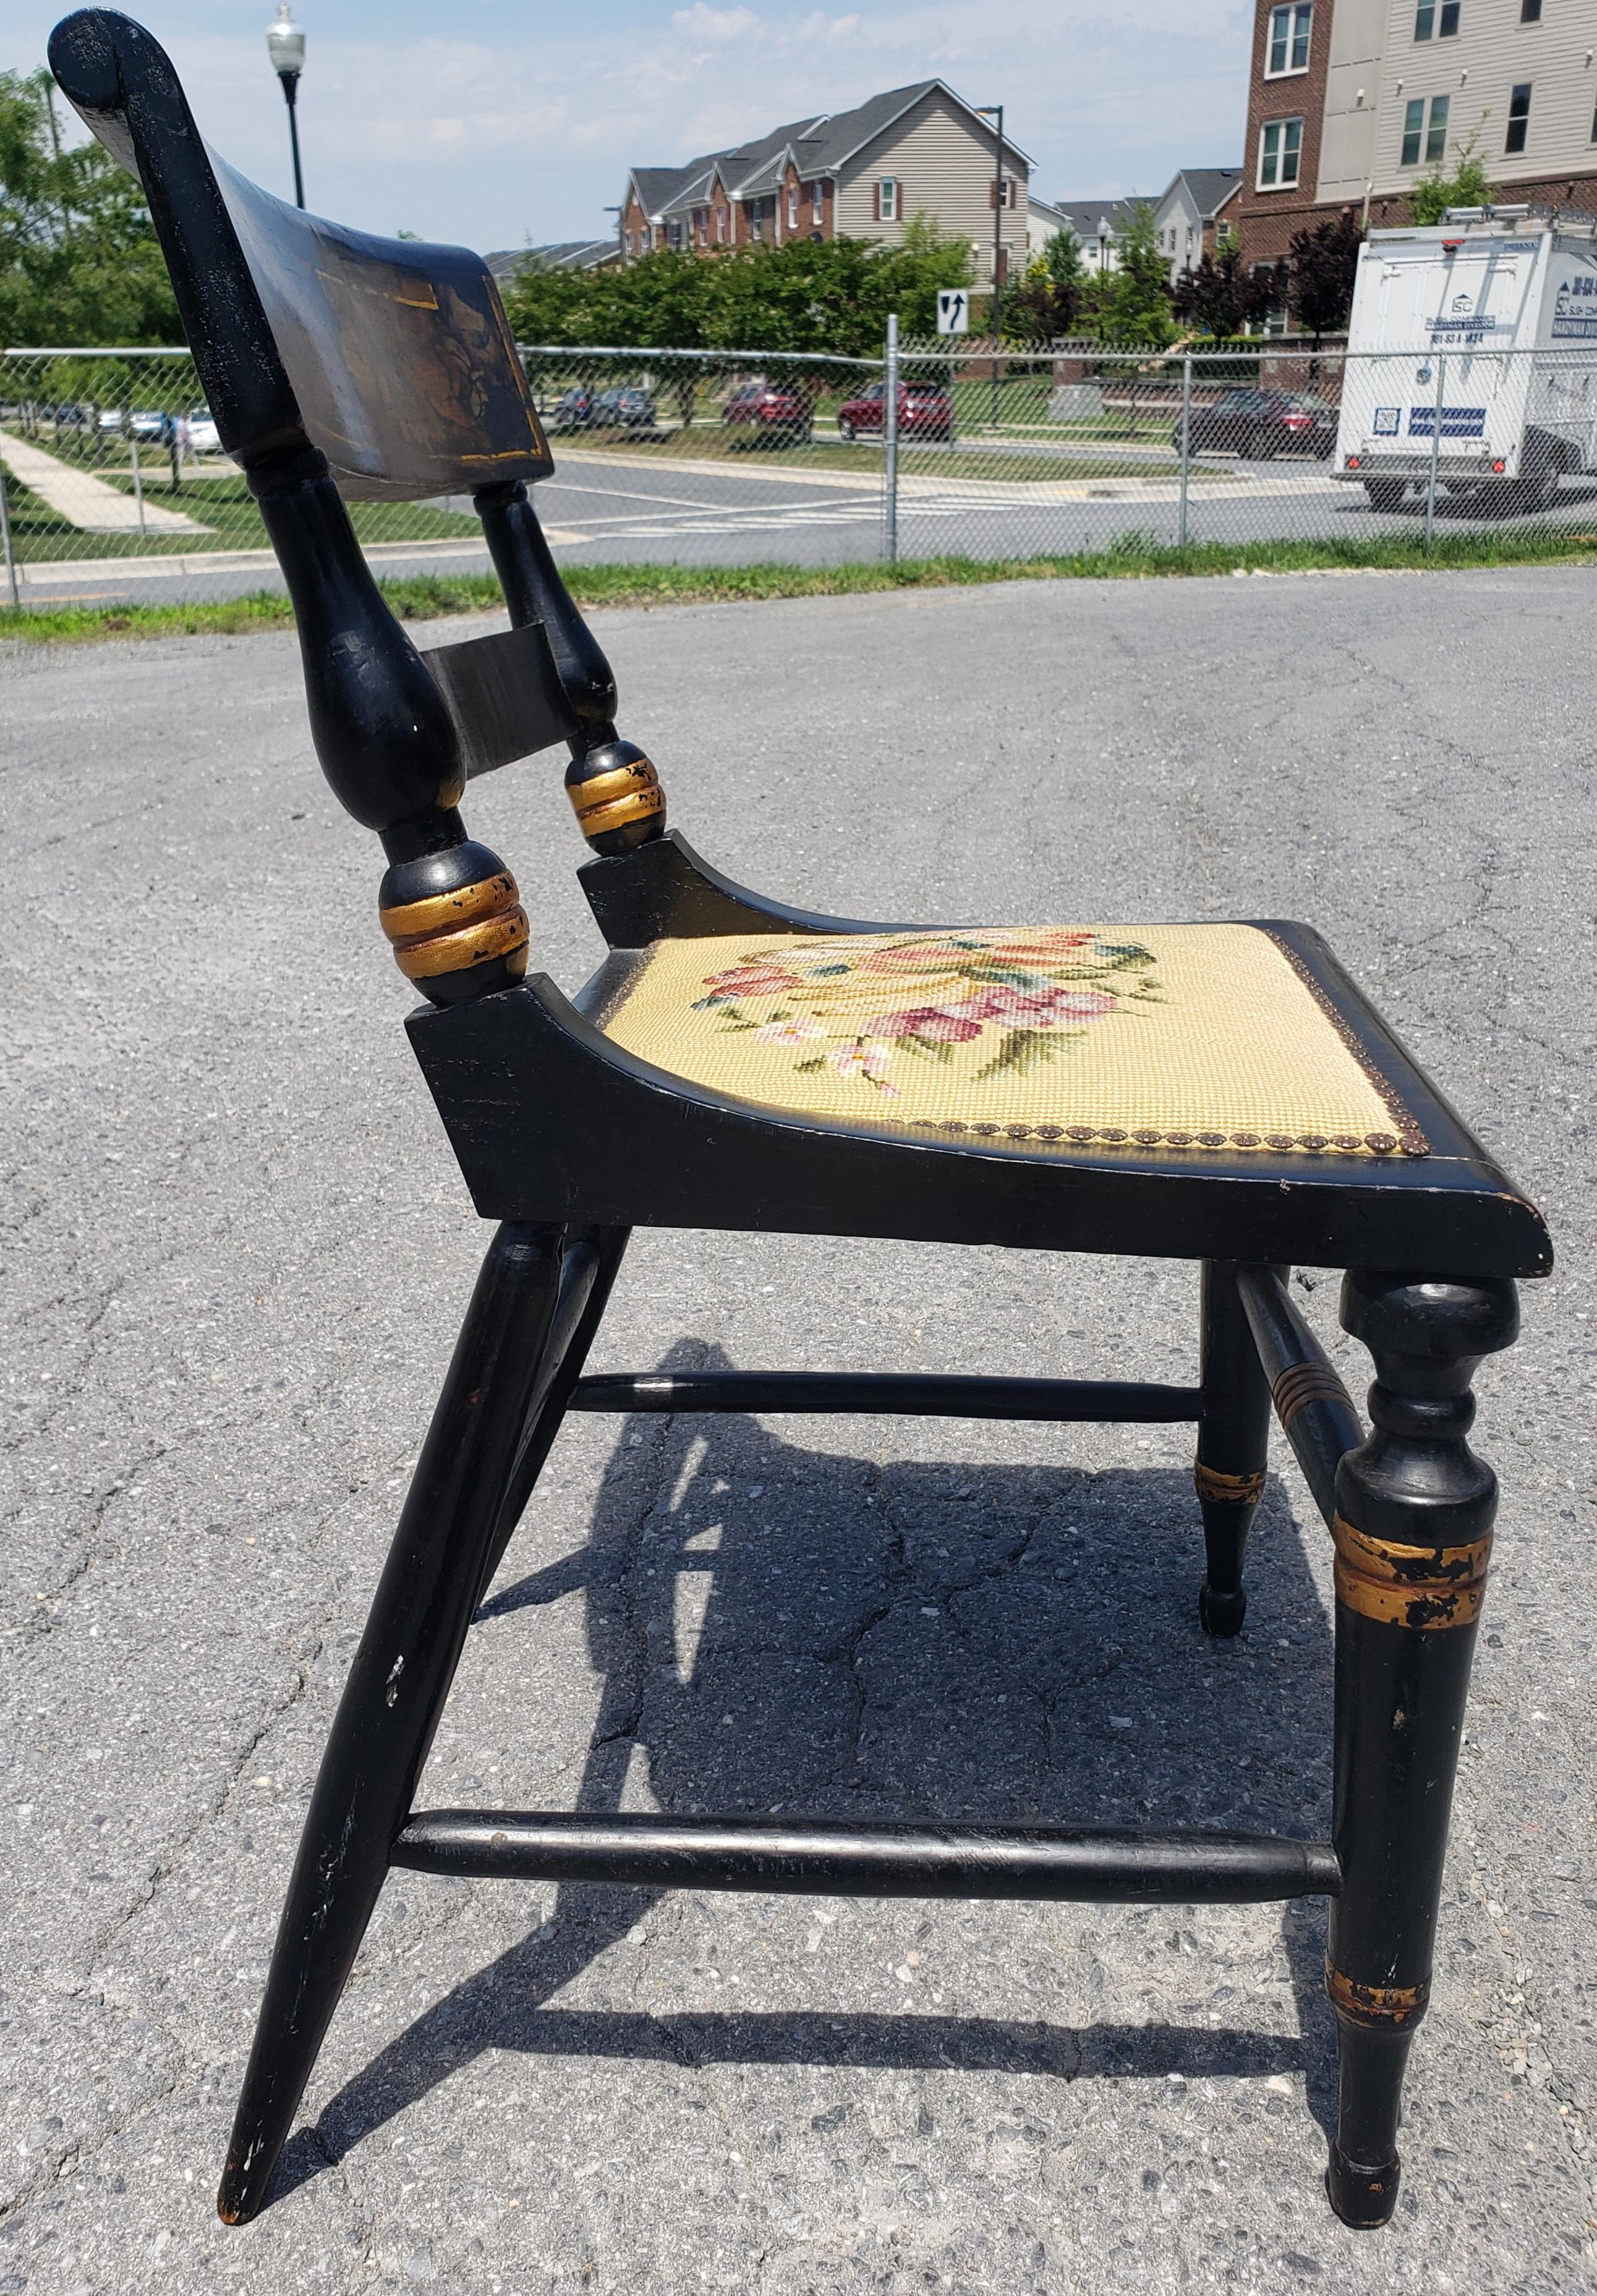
[1081,201,1173,346]
[0,68,180,345]
[1409,125,1496,225]
[504,215,971,360]
[1000,227,1085,344]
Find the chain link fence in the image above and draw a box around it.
[4,338,1596,609]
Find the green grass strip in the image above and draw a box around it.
[3,525,1595,644]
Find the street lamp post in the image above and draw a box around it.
[976,104,1005,426]
[266,4,306,210]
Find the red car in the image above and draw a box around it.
[835,381,953,443]
[722,380,812,444]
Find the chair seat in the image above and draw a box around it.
[597,921,1428,1160]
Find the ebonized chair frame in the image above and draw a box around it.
[46,8,1551,2238]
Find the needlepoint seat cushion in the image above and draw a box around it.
[595,921,1428,1157]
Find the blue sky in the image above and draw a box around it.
[13,0,1252,251]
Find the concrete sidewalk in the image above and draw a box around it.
[1,569,1592,2294]
[0,428,209,534]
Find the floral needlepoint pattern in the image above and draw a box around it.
[689,929,1164,1099]
[602,922,1429,1156]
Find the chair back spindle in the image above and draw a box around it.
[48,7,667,1001]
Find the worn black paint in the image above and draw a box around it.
[393,1811,1343,1902]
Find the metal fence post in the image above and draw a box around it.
[1424,351,1446,550]
[1177,352,1193,551]
[884,312,900,564]
[0,462,17,610]
[130,433,147,540]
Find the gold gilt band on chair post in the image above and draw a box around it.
[1330,1514,1492,1630]
[566,741,666,856]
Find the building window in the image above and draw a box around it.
[812,179,824,223]
[715,205,727,244]
[623,228,635,257]
[1400,91,1449,164]
[1257,117,1303,187]
[1520,0,1540,16]
[1266,2,1313,75]
[877,177,898,221]
[1413,0,1460,36]
[1505,82,1532,153]
[787,182,798,228]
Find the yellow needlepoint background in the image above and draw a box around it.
[600,922,1421,1155]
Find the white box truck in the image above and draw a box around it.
[1334,206,1597,512]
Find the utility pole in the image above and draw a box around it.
[976,104,1006,427]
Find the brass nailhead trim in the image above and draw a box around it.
[382,870,530,983]
[1330,1513,1492,1631]
[1193,1460,1266,1507]
[1325,1960,1429,2029]
[1272,1360,1354,1429]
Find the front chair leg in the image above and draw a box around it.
[1324,1269,1517,2228]
[217,1222,566,2226]
[1193,1260,1279,1635]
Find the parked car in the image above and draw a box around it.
[128,408,169,441]
[1173,387,1337,460]
[835,380,955,443]
[547,386,598,433]
[722,380,812,444]
[591,386,658,430]
[186,405,222,453]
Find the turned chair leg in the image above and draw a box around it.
[1193,1260,1278,1635]
[216,1223,568,2226]
[1324,1269,1518,2228]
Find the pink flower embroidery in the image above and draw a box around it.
[967,985,1118,1027]
[864,1003,984,1043]
[754,1019,825,1045]
[700,962,803,1000]
[987,930,1097,959]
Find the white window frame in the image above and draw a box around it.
[1400,91,1449,166]
[787,182,798,229]
[878,177,899,222]
[1266,2,1313,78]
[812,179,824,223]
[1256,116,1303,189]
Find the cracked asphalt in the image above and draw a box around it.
[2,566,1594,2294]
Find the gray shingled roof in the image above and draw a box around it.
[1052,197,1156,240]
[1167,168,1244,218]
[636,80,1032,221]
[485,240,616,284]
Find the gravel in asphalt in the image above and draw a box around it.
[1,567,1593,2294]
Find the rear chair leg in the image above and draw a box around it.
[1325,1270,1517,2228]
[1194,1259,1278,1635]
[217,1222,568,2226]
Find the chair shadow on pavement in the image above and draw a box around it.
[273,1339,1340,2202]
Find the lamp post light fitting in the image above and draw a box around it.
[266,3,306,210]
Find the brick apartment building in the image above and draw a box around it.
[1236,0,1597,270]
[619,82,1031,290]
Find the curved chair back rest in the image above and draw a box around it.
[48,9,550,500]
[48,9,646,1007]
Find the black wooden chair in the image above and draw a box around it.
[51,10,1551,2235]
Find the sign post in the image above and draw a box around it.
[936,290,968,449]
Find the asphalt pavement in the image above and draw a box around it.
[2,566,1594,2294]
